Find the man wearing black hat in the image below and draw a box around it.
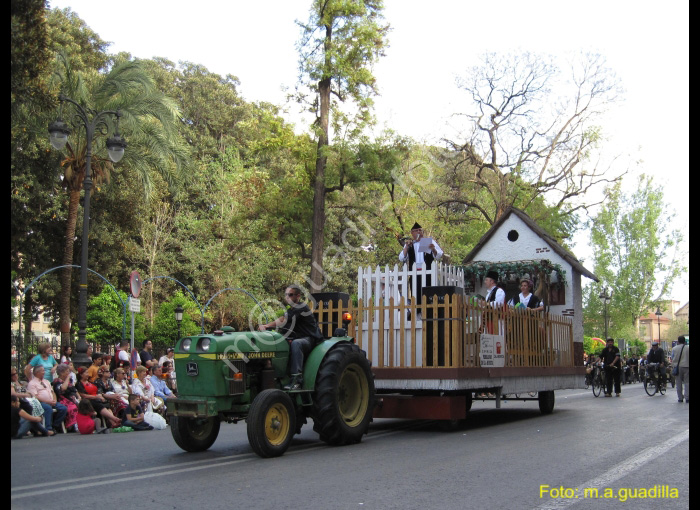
[480,270,505,334]
[484,270,505,307]
[399,222,443,306]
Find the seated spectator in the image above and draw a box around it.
[102,354,113,375]
[24,342,58,382]
[67,362,78,385]
[150,365,176,413]
[76,399,110,434]
[11,367,33,399]
[120,361,133,384]
[118,394,153,431]
[26,366,67,434]
[87,353,104,383]
[111,368,131,406]
[12,367,45,425]
[12,395,51,438]
[96,366,127,416]
[158,347,175,368]
[52,364,79,433]
[75,367,121,428]
[60,345,73,365]
[131,366,160,413]
[162,360,177,394]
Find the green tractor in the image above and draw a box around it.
[169,323,375,458]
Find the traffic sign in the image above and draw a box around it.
[129,297,141,313]
[130,270,142,298]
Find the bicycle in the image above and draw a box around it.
[643,362,667,396]
[591,363,606,397]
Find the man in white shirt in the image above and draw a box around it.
[482,270,505,335]
[484,271,505,306]
[398,222,443,305]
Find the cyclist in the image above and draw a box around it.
[598,337,622,397]
[647,342,667,388]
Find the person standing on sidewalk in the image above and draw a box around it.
[671,336,689,403]
[599,337,622,397]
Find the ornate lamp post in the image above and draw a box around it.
[174,305,184,343]
[599,287,613,340]
[48,94,126,368]
[655,307,663,348]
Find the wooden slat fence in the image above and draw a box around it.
[311,296,574,370]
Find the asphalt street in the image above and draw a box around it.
[11,384,689,510]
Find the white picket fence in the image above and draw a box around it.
[356,263,464,366]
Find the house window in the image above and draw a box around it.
[548,283,566,305]
[507,230,519,242]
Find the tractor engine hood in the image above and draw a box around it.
[175,329,290,359]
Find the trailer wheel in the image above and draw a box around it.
[538,391,555,414]
[313,343,375,445]
[247,389,296,458]
[170,415,220,452]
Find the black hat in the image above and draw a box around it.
[485,270,499,281]
[411,222,422,230]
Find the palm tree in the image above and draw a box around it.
[51,53,190,347]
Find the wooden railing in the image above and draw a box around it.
[311,296,574,369]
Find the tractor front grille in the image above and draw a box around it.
[227,360,246,395]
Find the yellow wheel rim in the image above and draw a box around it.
[265,403,290,445]
[338,363,369,427]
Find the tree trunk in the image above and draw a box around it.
[309,61,332,290]
[60,188,81,348]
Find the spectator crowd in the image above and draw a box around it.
[11,341,177,439]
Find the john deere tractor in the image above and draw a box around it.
[168,321,375,458]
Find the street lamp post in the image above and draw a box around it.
[49,94,126,368]
[655,307,663,348]
[599,287,613,339]
[174,305,184,343]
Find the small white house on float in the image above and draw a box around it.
[462,207,598,359]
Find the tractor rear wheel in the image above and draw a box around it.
[313,343,375,445]
[170,415,220,452]
[247,389,296,458]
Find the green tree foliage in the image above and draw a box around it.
[86,285,143,348]
[47,51,190,347]
[13,6,666,345]
[11,0,53,113]
[582,176,685,338]
[145,291,201,355]
[296,0,391,288]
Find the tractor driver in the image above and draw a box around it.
[258,285,323,391]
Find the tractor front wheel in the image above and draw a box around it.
[170,415,220,452]
[247,389,296,458]
[313,343,375,446]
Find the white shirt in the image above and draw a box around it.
[508,293,535,307]
[120,349,140,364]
[158,355,173,367]
[398,238,444,268]
[485,286,505,306]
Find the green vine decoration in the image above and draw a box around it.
[458,259,568,287]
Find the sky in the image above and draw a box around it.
[47,0,689,304]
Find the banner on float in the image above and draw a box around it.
[480,333,505,367]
